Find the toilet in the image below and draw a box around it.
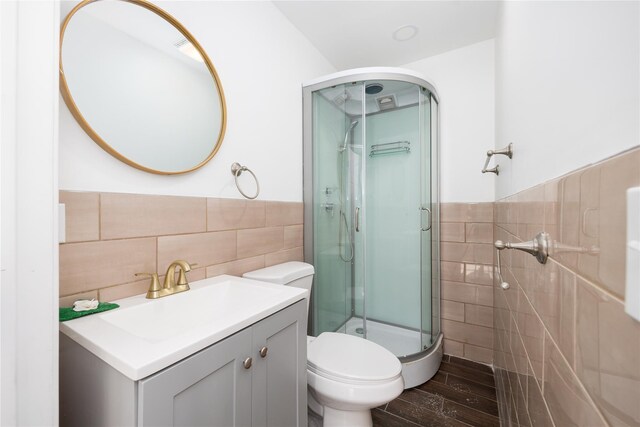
[243,261,404,427]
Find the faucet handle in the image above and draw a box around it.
[136,272,162,298]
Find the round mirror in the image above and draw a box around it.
[60,0,226,175]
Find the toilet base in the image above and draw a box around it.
[322,406,372,427]
[308,390,375,427]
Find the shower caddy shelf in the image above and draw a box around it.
[369,141,411,157]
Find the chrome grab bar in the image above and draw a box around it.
[482,143,513,175]
[355,207,360,232]
[494,232,550,264]
[494,232,551,291]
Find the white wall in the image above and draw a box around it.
[402,39,496,203]
[59,0,335,201]
[1,1,59,425]
[495,1,639,199]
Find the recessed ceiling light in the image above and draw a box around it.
[392,25,418,42]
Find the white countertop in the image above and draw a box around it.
[60,275,308,381]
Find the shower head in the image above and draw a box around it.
[339,120,359,152]
[365,83,384,95]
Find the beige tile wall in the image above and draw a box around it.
[59,192,303,306]
[493,147,640,427]
[440,202,495,364]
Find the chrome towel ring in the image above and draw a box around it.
[231,162,260,199]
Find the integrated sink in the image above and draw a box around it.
[60,275,308,380]
[101,280,283,342]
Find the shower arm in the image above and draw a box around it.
[339,120,359,152]
[482,143,513,175]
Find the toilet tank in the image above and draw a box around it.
[243,262,314,312]
[243,261,314,291]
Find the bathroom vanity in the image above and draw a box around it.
[59,276,308,427]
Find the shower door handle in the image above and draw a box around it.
[421,207,432,231]
[355,207,360,232]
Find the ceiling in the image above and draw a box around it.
[273,1,499,70]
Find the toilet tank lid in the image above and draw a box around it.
[242,261,314,284]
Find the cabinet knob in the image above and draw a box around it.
[259,346,268,358]
[243,357,252,369]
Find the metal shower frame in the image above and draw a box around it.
[302,67,442,362]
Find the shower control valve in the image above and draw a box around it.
[321,203,335,217]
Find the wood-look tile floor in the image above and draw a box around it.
[373,355,500,427]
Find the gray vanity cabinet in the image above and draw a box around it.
[138,301,307,427]
[137,328,253,426]
[251,302,307,427]
[60,300,307,427]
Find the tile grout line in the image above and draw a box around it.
[98,192,102,241]
[553,257,624,305]
[204,198,208,232]
[502,260,612,427]
[447,355,495,376]
[436,391,501,424]
[376,407,423,427]
[413,382,499,417]
[572,271,577,373]
[443,375,498,401]
[439,366,495,388]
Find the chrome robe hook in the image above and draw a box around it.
[482,143,513,175]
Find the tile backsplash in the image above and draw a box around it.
[59,145,640,427]
[440,202,495,364]
[59,192,303,306]
[493,147,640,426]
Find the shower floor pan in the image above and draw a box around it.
[341,317,443,388]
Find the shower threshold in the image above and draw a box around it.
[343,317,427,358]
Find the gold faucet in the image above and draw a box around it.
[136,260,195,299]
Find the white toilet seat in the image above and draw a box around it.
[306,332,404,413]
[307,332,402,384]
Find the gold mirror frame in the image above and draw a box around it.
[59,0,227,175]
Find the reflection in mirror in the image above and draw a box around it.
[60,0,226,174]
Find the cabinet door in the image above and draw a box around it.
[251,300,307,427]
[138,328,252,427]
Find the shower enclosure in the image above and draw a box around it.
[303,68,442,388]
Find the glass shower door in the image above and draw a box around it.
[428,94,441,345]
[311,82,365,337]
[304,71,442,388]
[310,79,438,357]
[361,81,424,357]
[419,89,438,350]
